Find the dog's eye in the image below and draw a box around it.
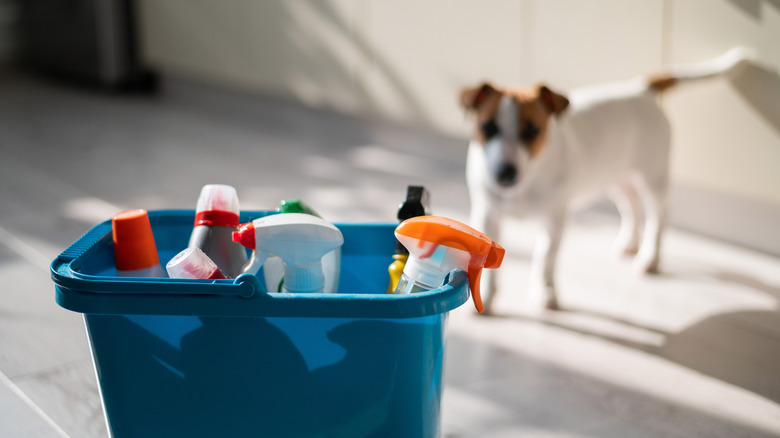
[480,119,500,139]
[520,121,540,143]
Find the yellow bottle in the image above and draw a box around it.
[386,253,409,294]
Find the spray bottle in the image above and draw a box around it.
[393,216,505,313]
[166,247,227,280]
[188,184,247,278]
[386,186,430,294]
[112,209,167,277]
[263,199,341,293]
[232,213,344,293]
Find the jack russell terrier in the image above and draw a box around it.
[460,48,754,312]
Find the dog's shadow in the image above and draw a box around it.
[489,265,780,403]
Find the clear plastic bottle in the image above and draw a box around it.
[166,247,227,280]
[393,216,505,313]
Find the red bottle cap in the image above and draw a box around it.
[232,222,256,250]
[194,184,241,228]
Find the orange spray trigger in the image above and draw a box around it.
[468,241,505,312]
[393,216,505,312]
[485,241,505,269]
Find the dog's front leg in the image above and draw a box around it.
[529,209,566,310]
[470,201,501,314]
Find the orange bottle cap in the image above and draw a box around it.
[395,216,504,312]
[112,209,161,271]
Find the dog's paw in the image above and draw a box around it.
[544,296,561,310]
[633,254,660,275]
[612,236,640,257]
[615,242,640,257]
[527,286,561,311]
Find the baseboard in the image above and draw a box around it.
[669,183,780,257]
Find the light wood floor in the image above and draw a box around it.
[2,72,779,437]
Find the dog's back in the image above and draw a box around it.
[556,46,755,197]
[553,80,671,196]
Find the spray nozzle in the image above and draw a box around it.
[393,185,431,256]
[233,213,344,293]
[194,184,240,227]
[394,216,505,313]
[232,222,256,249]
[397,186,430,221]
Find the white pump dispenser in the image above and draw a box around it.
[233,213,344,293]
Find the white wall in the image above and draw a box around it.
[667,0,780,204]
[137,0,780,254]
[664,0,780,255]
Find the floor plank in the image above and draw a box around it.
[14,359,106,438]
[0,371,67,438]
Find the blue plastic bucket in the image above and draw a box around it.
[51,210,469,438]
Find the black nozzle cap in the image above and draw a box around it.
[395,185,430,254]
[397,185,430,221]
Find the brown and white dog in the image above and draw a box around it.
[460,48,754,312]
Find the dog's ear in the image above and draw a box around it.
[537,84,569,115]
[459,82,496,111]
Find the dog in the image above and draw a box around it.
[460,48,755,312]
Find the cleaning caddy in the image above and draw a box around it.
[51,209,503,437]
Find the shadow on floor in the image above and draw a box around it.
[488,265,780,404]
[445,331,780,438]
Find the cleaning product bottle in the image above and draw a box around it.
[112,209,167,277]
[188,184,247,278]
[386,186,430,294]
[270,198,341,293]
[166,247,227,280]
[393,216,505,313]
[232,213,344,293]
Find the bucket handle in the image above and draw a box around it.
[57,222,113,264]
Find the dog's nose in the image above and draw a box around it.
[497,163,518,186]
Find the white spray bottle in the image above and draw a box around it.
[232,213,344,293]
[393,216,505,313]
[264,199,341,293]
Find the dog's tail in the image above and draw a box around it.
[648,47,757,93]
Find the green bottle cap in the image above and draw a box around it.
[277,199,321,217]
